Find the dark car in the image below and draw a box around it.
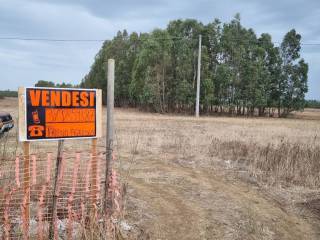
[0,112,14,136]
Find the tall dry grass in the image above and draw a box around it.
[208,137,320,188]
[114,108,320,189]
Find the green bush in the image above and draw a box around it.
[0,90,18,98]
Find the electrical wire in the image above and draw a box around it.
[0,36,320,46]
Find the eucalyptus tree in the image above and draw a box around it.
[280,29,308,116]
[167,19,203,111]
[130,29,173,112]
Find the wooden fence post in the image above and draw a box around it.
[22,141,30,240]
[91,138,97,215]
[49,140,64,239]
[104,59,115,213]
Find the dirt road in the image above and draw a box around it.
[122,156,318,240]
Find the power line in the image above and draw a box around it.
[0,36,190,42]
[274,42,320,46]
[1,36,320,46]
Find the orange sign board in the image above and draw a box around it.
[20,87,102,141]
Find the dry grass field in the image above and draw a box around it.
[1,97,320,240]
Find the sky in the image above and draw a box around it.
[0,0,319,99]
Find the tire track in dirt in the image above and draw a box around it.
[126,158,318,240]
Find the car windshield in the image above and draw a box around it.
[0,113,12,122]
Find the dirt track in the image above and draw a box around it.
[122,157,318,240]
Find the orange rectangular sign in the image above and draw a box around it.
[24,87,98,140]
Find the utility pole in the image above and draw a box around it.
[104,59,114,213]
[195,34,202,117]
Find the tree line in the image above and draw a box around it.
[0,90,18,99]
[79,15,308,117]
[305,100,320,109]
[35,80,78,88]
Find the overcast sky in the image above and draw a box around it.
[0,0,319,99]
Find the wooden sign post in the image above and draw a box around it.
[23,141,30,240]
[104,59,115,213]
[91,138,97,206]
[48,139,64,239]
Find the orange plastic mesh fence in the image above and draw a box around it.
[0,150,116,239]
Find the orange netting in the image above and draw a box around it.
[0,150,122,239]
